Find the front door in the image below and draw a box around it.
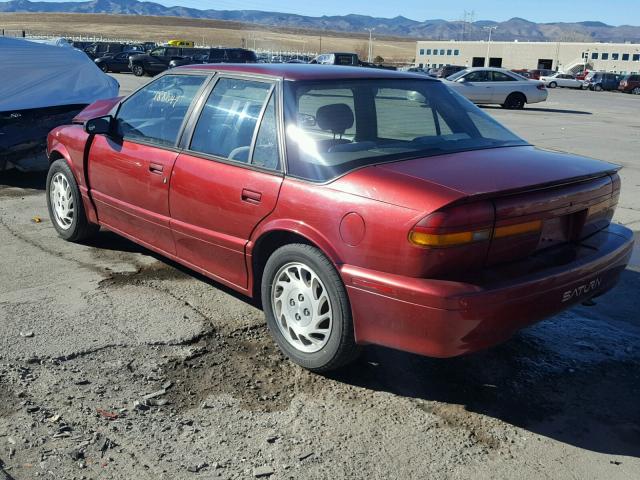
[459,70,494,103]
[169,76,284,289]
[88,73,209,254]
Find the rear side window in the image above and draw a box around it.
[116,74,207,147]
[190,78,272,163]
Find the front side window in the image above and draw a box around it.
[190,78,272,162]
[284,79,527,182]
[116,74,207,147]
[464,71,490,82]
[150,48,165,56]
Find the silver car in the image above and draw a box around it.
[444,67,548,109]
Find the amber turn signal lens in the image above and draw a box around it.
[409,229,491,247]
[493,220,542,239]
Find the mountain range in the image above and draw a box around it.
[1,0,640,43]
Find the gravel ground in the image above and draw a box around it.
[0,80,639,480]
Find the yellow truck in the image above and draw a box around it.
[167,39,194,48]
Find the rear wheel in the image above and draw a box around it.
[261,244,360,372]
[502,92,526,110]
[46,159,99,242]
[548,81,557,88]
[132,64,145,77]
[632,87,640,95]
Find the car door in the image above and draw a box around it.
[88,73,210,255]
[488,71,519,103]
[113,52,129,72]
[169,76,284,289]
[454,70,493,103]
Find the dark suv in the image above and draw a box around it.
[583,72,622,91]
[169,48,257,68]
[437,65,466,78]
[84,42,125,59]
[618,74,640,94]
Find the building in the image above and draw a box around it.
[415,40,640,74]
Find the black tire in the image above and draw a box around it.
[261,244,360,372]
[594,84,603,92]
[632,87,640,95]
[548,81,557,88]
[502,92,526,110]
[132,64,145,77]
[99,63,109,73]
[46,159,99,242]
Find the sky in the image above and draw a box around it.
[40,0,640,26]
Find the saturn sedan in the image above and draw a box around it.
[45,64,632,371]
[444,67,548,109]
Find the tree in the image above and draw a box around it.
[373,55,385,64]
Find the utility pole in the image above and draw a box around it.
[365,28,375,63]
[483,26,497,67]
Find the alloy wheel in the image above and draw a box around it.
[49,172,74,230]
[271,262,333,353]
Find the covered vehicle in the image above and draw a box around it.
[0,37,119,171]
[45,65,632,372]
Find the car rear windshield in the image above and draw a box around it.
[283,78,528,182]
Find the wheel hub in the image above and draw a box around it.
[49,172,74,230]
[271,262,333,353]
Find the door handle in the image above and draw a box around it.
[149,163,164,175]
[241,188,262,203]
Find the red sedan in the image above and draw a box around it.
[46,64,634,371]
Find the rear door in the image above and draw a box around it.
[489,70,519,103]
[170,75,284,289]
[88,73,209,254]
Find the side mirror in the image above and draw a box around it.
[84,115,114,135]
[457,77,467,83]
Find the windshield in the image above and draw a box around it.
[284,79,528,182]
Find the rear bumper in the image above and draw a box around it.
[341,224,634,358]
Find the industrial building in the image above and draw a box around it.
[415,40,640,74]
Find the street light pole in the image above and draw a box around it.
[483,26,497,67]
[365,28,375,63]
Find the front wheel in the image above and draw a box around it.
[261,244,360,372]
[99,63,109,73]
[594,84,603,92]
[46,159,99,242]
[502,92,526,110]
[632,87,640,95]
[132,64,145,77]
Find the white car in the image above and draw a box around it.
[539,72,582,89]
[444,67,548,109]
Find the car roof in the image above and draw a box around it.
[461,67,515,73]
[177,63,436,81]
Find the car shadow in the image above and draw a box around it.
[327,266,640,458]
[480,106,593,115]
[85,228,639,457]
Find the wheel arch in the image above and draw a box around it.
[248,224,342,302]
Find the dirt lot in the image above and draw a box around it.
[0,13,416,62]
[1,84,639,479]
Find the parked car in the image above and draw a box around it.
[169,48,257,68]
[94,52,134,73]
[128,46,193,76]
[618,74,640,94]
[445,67,547,109]
[539,72,582,89]
[435,65,466,78]
[84,42,125,59]
[575,69,590,81]
[528,69,555,80]
[310,53,359,66]
[510,69,531,78]
[583,72,622,91]
[45,64,633,371]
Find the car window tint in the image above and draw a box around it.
[116,74,207,147]
[251,93,280,170]
[190,78,272,162]
[491,72,516,82]
[465,71,489,82]
[375,88,453,141]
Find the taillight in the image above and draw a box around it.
[409,202,494,248]
[409,203,545,249]
[537,84,546,90]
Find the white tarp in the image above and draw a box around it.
[0,36,119,113]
